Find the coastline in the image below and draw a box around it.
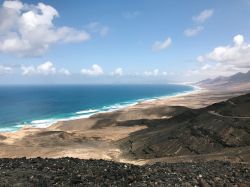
[0,84,249,162]
[0,84,196,132]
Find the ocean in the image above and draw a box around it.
[0,84,193,132]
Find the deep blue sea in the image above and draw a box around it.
[0,84,193,132]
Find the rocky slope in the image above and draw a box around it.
[119,93,250,161]
[0,158,249,186]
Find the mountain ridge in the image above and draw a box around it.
[196,70,250,88]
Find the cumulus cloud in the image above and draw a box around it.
[184,26,203,37]
[0,0,90,57]
[85,22,109,37]
[81,64,104,76]
[59,68,71,76]
[234,34,244,46]
[21,61,56,75]
[198,34,250,68]
[188,34,250,79]
[21,65,36,75]
[37,61,56,75]
[0,65,12,75]
[193,9,214,23]
[112,68,123,76]
[144,69,159,76]
[152,37,172,51]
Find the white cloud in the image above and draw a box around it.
[184,9,213,37]
[162,71,175,76]
[233,34,244,46]
[0,65,12,75]
[193,9,214,23]
[81,64,104,76]
[59,68,71,76]
[21,61,56,75]
[21,65,36,75]
[184,26,203,37]
[112,68,123,76]
[144,69,159,76]
[152,37,172,51]
[0,0,90,57]
[188,34,250,79]
[144,69,174,77]
[186,63,249,79]
[3,0,23,10]
[198,34,250,68]
[37,61,56,75]
[85,22,109,37]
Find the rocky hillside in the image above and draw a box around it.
[119,93,250,161]
[0,158,249,186]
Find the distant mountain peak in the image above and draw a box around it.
[196,70,250,88]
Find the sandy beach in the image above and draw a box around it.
[0,84,250,164]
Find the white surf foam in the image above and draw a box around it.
[75,109,99,114]
[0,126,21,132]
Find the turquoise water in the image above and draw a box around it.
[0,84,193,132]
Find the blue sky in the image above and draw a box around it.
[0,0,250,84]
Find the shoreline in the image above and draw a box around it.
[0,84,249,162]
[0,84,197,133]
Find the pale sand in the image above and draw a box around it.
[0,84,249,164]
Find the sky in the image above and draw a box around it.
[0,0,250,84]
